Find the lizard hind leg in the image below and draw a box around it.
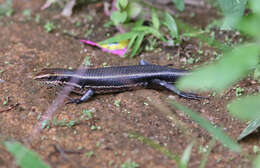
[151,79,206,100]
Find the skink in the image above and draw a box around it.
[34,60,204,104]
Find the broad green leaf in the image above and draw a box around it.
[218,0,247,29]
[4,141,50,168]
[236,118,260,141]
[110,11,127,25]
[116,0,128,10]
[250,0,260,14]
[180,143,193,168]
[170,101,241,152]
[99,32,137,44]
[172,0,185,11]
[163,12,178,39]
[130,33,144,58]
[254,155,260,168]
[228,94,260,121]
[126,2,142,19]
[237,15,260,38]
[151,8,160,30]
[177,43,259,91]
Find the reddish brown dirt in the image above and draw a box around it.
[0,1,257,168]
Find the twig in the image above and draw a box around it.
[0,103,19,113]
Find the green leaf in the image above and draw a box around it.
[99,32,137,44]
[151,8,160,30]
[132,26,162,39]
[172,0,185,11]
[177,43,260,92]
[236,118,260,141]
[217,0,247,29]
[253,155,260,168]
[170,101,241,152]
[180,143,193,168]
[4,141,50,168]
[236,15,260,38]
[124,33,138,57]
[228,94,260,121]
[130,33,144,58]
[0,0,13,16]
[163,12,178,39]
[116,0,128,10]
[250,0,260,14]
[110,11,127,25]
[126,2,142,19]
[199,140,215,168]
[134,19,144,27]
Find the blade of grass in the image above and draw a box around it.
[124,33,138,57]
[130,33,144,58]
[152,8,160,30]
[132,26,162,39]
[199,139,216,168]
[180,143,193,168]
[237,118,260,141]
[170,101,241,152]
[4,141,50,168]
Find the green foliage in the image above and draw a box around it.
[177,43,259,91]
[217,0,247,29]
[110,0,142,26]
[172,0,185,11]
[121,160,139,168]
[151,8,160,30]
[178,0,260,141]
[236,118,260,141]
[103,10,179,57]
[170,101,241,152]
[0,0,13,16]
[253,155,260,168]
[44,21,55,33]
[250,0,260,14]
[180,143,193,168]
[228,94,260,121]
[100,20,165,57]
[116,0,128,9]
[199,140,215,168]
[237,15,260,38]
[4,141,50,168]
[163,12,179,39]
[111,10,127,26]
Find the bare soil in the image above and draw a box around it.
[0,1,258,168]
